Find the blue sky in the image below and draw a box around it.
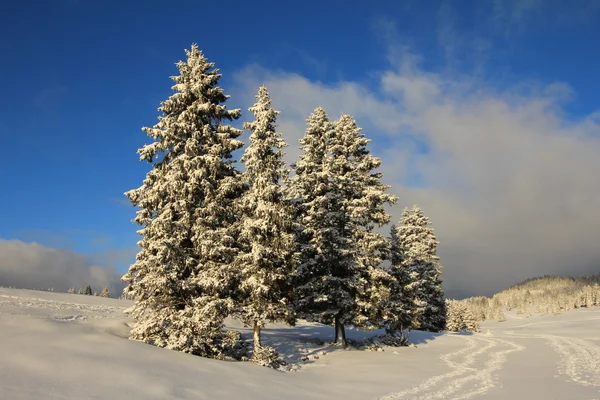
[1,0,599,296]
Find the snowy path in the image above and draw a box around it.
[377,309,600,400]
[377,335,524,400]
[506,331,600,387]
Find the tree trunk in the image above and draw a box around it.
[334,316,347,347]
[253,323,262,349]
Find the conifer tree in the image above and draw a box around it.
[331,115,398,333]
[292,111,396,345]
[291,107,333,324]
[235,86,296,364]
[445,299,465,331]
[380,223,420,339]
[83,284,92,296]
[122,44,245,359]
[396,206,446,332]
[100,286,110,298]
[463,305,480,332]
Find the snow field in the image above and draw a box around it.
[1,288,600,400]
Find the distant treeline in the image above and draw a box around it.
[446,274,600,332]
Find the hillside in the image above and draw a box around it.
[454,274,600,327]
[2,287,600,399]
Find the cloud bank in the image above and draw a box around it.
[230,49,600,299]
[0,239,124,296]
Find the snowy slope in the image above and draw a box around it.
[1,288,599,400]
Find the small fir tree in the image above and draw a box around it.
[396,206,446,332]
[380,223,420,340]
[463,305,480,332]
[100,286,110,298]
[445,299,465,331]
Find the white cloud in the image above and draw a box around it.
[0,239,124,295]
[230,50,600,299]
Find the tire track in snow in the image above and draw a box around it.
[506,331,600,387]
[378,335,523,400]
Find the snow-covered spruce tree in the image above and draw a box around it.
[331,115,398,335]
[100,286,110,298]
[495,307,507,322]
[291,107,337,335]
[292,111,397,346]
[463,304,480,332]
[234,86,296,366]
[378,223,420,341]
[83,284,92,296]
[290,107,332,322]
[396,206,446,332]
[122,44,245,359]
[445,299,465,331]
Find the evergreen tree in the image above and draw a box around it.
[380,223,420,339]
[396,206,446,332]
[445,299,465,331]
[463,305,480,332]
[291,107,333,325]
[83,284,92,296]
[121,44,245,359]
[100,286,110,298]
[331,115,398,333]
[68,287,75,294]
[292,111,396,346]
[235,86,296,364]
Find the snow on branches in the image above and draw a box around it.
[122,44,245,359]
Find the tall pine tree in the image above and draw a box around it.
[330,114,398,335]
[235,86,296,362]
[379,223,419,340]
[122,44,245,358]
[396,206,446,332]
[291,107,333,327]
[292,111,397,345]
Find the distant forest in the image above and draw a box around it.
[446,274,600,332]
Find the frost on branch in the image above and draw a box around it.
[445,299,478,332]
[376,223,417,337]
[234,86,297,363]
[291,111,397,345]
[393,206,447,333]
[121,44,244,359]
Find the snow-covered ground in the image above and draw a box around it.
[1,288,599,400]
